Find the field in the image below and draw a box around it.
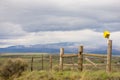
[0,53,120,80]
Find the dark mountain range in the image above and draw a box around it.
[0,42,119,55]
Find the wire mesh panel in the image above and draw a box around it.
[83,56,106,71]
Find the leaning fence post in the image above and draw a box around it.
[60,48,64,71]
[31,57,33,71]
[78,46,83,72]
[106,40,112,73]
[49,55,52,71]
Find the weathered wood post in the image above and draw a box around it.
[106,40,112,73]
[71,57,75,69]
[60,48,64,71]
[31,57,33,71]
[42,54,44,70]
[78,46,83,72]
[49,55,52,71]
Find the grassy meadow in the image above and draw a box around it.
[0,53,120,80]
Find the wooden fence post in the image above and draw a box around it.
[78,46,83,72]
[50,55,52,71]
[71,57,75,69]
[60,48,64,71]
[42,54,43,70]
[106,40,112,73]
[31,57,33,71]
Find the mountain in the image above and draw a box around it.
[0,42,78,53]
[0,42,119,55]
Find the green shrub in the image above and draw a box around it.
[0,58,28,80]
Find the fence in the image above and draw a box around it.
[0,40,120,72]
[0,54,56,71]
[59,40,112,73]
[30,55,53,71]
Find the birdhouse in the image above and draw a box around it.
[103,31,110,39]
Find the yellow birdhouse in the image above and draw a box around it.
[103,31,110,39]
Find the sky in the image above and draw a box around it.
[0,0,120,49]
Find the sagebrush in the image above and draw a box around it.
[0,58,28,80]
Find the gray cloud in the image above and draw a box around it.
[0,0,120,33]
[0,22,26,39]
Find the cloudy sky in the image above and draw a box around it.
[0,0,120,49]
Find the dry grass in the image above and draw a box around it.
[13,70,120,80]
